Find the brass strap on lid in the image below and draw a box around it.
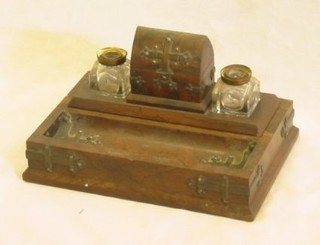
[97,47,127,66]
[221,64,252,85]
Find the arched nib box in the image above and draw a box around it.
[127,26,215,112]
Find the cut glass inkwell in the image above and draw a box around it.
[212,64,260,117]
[89,47,131,98]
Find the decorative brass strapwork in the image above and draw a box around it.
[25,146,86,173]
[201,142,256,169]
[140,35,192,92]
[250,165,264,188]
[188,175,249,204]
[281,110,295,138]
[44,111,102,146]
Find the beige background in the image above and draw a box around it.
[0,0,319,244]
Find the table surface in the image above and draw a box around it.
[1,1,319,244]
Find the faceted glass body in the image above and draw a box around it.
[212,65,260,117]
[89,47,131,98]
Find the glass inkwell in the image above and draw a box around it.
[212,64,260,117]
[89,47,131,98]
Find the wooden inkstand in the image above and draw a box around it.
[23,26,299,221]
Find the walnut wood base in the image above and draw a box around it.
[23,74,298,221]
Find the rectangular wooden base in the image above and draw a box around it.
[23,75,298,221]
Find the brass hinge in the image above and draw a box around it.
[188,175,249,204]
[281,110,294,138]
[26,145,85,173]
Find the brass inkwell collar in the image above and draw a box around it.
[221,64,252,85]
[97,47,127,66]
